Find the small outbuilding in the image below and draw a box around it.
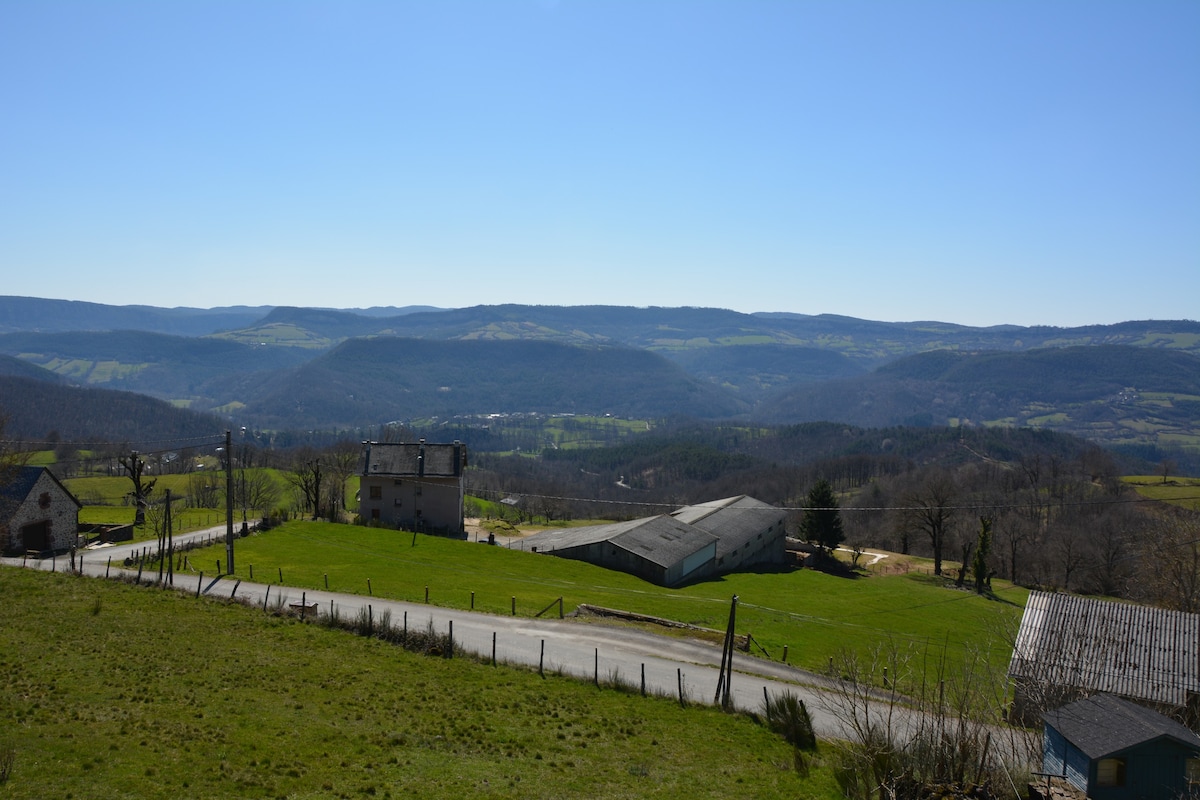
[0,465,82,556]
[1042,693,1200,800]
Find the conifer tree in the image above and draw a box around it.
[800,478,844,552]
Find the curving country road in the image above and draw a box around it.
[7,524,1023,756]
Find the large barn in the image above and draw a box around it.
[520,495,787,586]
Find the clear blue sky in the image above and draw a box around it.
[2,1,1197,326]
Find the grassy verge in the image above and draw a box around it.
[182,521,1027,683]
[0,568,839,799]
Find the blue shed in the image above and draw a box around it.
[1042,694,1200,800]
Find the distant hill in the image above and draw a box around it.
[754,345,1200,448]
[0,330,314,401]
[225,337,749,429]
[0,375,224,443]
[2,298,1198,455]
[0,353,64,383]
[0,296,274,336]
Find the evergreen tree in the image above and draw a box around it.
[800,478,844,552]
[972,516,993,594]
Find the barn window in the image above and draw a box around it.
[369,485,382,500]
[1096,758,1125,787]
[370,509,380,521]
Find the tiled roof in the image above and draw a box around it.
[1043,693,1200,758]
[1010,590,1200,707]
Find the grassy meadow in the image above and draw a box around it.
[0,568,839,800]
[1124,475,1200,510]
[181,521,1028,684]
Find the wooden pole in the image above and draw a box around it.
[225,429,234,573]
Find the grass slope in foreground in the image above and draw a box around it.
[184,521,1028,682]
[0,569,839,800]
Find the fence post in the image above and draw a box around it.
[471,591,475,610]
[492,632,497,667]
[424,586,429,603]
[448,621,453,659]
[641,664,646,697]
[106,556,111,579]
[677,668,685,707]
[511,596,516,616]
[231,580,241,599]
[367,579,372,596]
[539,640,545,678]
[594,648,599,686]
[197,572,203,598]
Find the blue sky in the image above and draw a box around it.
[2,1,1196,326]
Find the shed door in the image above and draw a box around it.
[21,521,50,552]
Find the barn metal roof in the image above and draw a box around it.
[521,516,718,569]
[672,495,786,558]
[362,441,466,478]
[1010,590,1200,707]
[1043,693,1200,759]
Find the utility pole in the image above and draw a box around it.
[225,429,234,574]
[714,595,738,710]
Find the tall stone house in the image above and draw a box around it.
[358,440,468,536]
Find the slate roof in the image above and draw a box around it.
[1,466,80,519]
[362,442,466,478]
[672,495,786,558]
[1009,591,1200,707]
[1043,693,1200,759]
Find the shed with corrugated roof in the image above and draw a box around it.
[1009,590,1200,725]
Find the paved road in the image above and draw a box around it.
[7,525,1031,759]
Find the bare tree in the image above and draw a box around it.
[1141,509,1200,612]
[285,451,323,520]
[118,451,157,526]
[901,469,957,576]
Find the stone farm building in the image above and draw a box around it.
[0,465,81,556]
[519,495,787,586]
[359,440,467,536]
[1009,590,1200,726]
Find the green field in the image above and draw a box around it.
[1124,475,1200,510]
[181,521,1027,684]
[0,568,839,799]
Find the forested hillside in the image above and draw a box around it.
[755,345,1200,450]
[0,375,223,443]
[224,337,748,429]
